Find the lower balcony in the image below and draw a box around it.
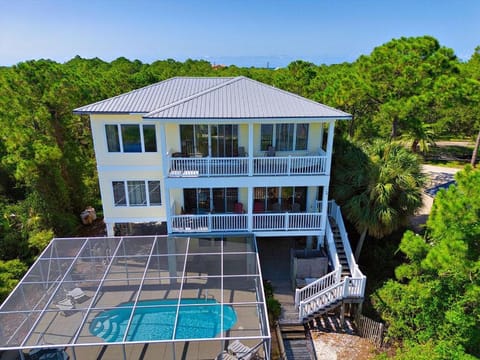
[170,212,324,233]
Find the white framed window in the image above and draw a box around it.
[260,123,309,151]
[112,180,161,207]
[105,124,157,153]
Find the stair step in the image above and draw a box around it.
[280,324,305,332]
[282,332,307,340]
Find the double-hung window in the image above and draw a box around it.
[260,123,309,151]
[112,180,161,206]
[105,124,157,153]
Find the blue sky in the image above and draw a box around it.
[1,0,479,67]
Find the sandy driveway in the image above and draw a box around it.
[410,164,461,230]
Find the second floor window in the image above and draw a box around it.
[260,123,309,151]
[106,124,157,153]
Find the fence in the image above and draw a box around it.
[355,313,385,347]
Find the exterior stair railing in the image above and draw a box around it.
[295,201,366,321]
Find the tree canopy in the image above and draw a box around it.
[0,36,479,358]
[374,167,480,359]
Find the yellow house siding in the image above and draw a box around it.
[90,114,164,167]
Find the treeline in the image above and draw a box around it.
[0,35,479,357]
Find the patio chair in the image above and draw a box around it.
[234,202,244,214]
[265,145,275,157]
[67,287,88,303]
[216,351,237,360]
[272,202,282,213]
[291,202,301,212]
[56,298,75,316]
[228,340,255,360]
[238,146,247,157]
[253,201,264,213]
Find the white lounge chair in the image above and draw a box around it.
[56,298,75,316]
[216,351,237,360]
[228,340,255,360]
[67,287,88,303]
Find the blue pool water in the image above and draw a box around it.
[89,299,237,342]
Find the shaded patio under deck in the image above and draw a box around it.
[0,236,270,360]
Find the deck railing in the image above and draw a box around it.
[298,278,362,319]
[295,201,367,320]
[168,154,327,177]
[294,267,341,306]
[170,212,323,233]
[328,201,366,282]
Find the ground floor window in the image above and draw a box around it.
[254,186,307,212]
[112,180,161,206]
[183,188,238,213]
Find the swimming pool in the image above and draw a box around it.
[89,298,237,342]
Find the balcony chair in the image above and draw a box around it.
[234,202,244,214]
[291,202,301,212]
[238,146,247,157]
[266,145,276,157]
[253,201,264,213]
[272,202,282,213]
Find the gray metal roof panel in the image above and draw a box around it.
[74,76,351,119]
[145,77,351,119]
[73,77,234,114]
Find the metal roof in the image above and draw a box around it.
[74,76,351,120]
[73,77,232,114]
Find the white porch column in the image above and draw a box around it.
[159,123,172,233]
[321,186,329,236]
[325,120,335,175]
[106,222,115,237]
[247,186,253,231]
[167,236,177,284]
[248,123,254,176]
[319,123,324,151]
[159,122,168,174]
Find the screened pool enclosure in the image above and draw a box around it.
[0,235,270,359]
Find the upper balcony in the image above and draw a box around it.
[168,149,327,178]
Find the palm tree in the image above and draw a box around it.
[401,119,436,154]
[332,139,425,261]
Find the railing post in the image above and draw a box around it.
[285,213,289,230]
[287,155,292,176]
[294,289,299,307]
[208,214,212,231]
[343,277,349,298]
[336,267,342,282]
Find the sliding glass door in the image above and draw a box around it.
[183,188,238,214]
[180,124,238,157]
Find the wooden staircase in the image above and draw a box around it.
[329,217,351,278]
[294,202,366,323]
[280,324,313,360]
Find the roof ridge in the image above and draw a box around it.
[73,77,181,113]
[241,77,351,116]
[144,77,242,117]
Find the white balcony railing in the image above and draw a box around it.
[170,212,323,233]
[168,155,327,177]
